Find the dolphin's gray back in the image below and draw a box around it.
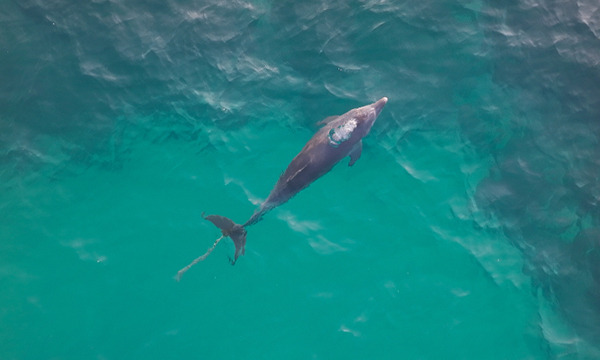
[242,117,363,227]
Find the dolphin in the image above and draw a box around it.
[176,97,388,280]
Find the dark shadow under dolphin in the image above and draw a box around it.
[176,97,388,280]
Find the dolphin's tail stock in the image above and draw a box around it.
[175,213,247,281]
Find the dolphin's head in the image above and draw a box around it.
[327,97,387,148]
[351,97,388,138]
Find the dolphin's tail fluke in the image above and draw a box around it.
[203,214,247,262]
[175,214,246,281]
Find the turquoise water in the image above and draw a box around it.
[2,0,600,358]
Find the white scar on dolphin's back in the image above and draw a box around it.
[328,118,357,147]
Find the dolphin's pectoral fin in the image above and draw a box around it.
[317,115,339,127]
[349,141,363,166]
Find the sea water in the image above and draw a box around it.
[1,0,600,359]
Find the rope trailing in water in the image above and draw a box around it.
[175,235,224,282]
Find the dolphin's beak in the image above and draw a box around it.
[373,97,388,118]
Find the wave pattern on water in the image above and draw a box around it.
[476,0,600,353]
[1,0,600,358]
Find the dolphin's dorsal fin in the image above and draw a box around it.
[317,115,339,127]
[348,141,363,166]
